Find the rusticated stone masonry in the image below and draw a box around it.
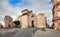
[52,0,60,30]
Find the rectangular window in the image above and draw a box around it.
[57,0,60,2]
[58,10,60,17]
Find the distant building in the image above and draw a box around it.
[52,0,60,30]
[4,15,15,28]
[16,9,46,28]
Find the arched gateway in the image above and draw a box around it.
[16,9,46,28]
[52,0,60,30]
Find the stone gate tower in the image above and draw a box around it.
[52,0,60,30]
[16,9,46,28]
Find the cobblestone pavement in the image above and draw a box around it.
[33,28,60,37]
[13,28,37,37]
[0,28,37,37]
[0,28,60,37]
[0,28,20,37]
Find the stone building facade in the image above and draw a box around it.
[52,0,60,30]
[37,13,46,28]
[16,9,46,28]
[4,15,15,28]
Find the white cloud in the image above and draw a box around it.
[24,0,52,12]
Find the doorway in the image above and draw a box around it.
[58,23,60,28]
[31,21,34,27]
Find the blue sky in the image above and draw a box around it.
[0,0,53,26]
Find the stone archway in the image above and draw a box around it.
[58,20,60,29]
[53,20,58,30]
[58,23,60,29]
[53,20,60,30]
[31,21,34,27]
